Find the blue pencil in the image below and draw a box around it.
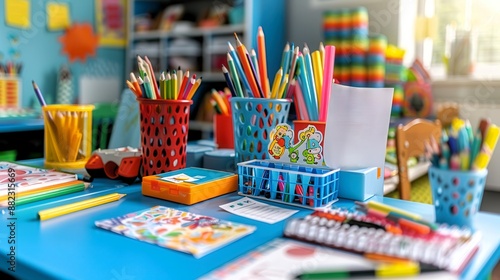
[228,42,252,96]
[222,65,236,97]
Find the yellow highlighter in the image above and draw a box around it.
[473,124,499,170]
[38,193,126,221]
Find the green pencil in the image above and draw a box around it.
[15,183,86,206]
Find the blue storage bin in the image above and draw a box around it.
[237,159,340,209]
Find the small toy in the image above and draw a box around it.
[85,147,142,184]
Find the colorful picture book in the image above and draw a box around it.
[94,206,256,258]
[0,162,78,196]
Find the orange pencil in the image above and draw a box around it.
[234,33,262,98]
[257,26,269,98]
[186,77,202,100]
[126,80,141,98]
[129,72,142,96]
[211,89,229,115]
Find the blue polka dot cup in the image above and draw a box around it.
[429,166,488,228]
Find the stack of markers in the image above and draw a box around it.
[126,56,202,101]
[223,27,336,122]
[428,118,499,171]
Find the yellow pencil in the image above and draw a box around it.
[38,193,126,221]
[311,50,323,108]
[270,68,283,99]
[277,74,289,99]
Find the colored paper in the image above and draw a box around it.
[323,83,393,195]
[5,0,30,29]
[95,206,256,258]
[59,23,99,62]
[219,198,298,224]
[95,0,127,47]
[47,2,71,31]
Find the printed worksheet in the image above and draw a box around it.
[219,198,298,224]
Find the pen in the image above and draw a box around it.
[294,262,440,279]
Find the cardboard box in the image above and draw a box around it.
[142,167,237,205]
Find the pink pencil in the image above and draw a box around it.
[293,80,309,121]
[319,46,335,122]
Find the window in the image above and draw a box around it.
[429,0,500,78]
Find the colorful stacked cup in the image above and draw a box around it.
[366,34,387,88]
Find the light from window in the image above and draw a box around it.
[432,0,500,76]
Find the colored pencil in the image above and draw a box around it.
[257,26,269,98]
[234,33,262,98]
[38,193,126,221]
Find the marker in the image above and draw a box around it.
[294,262,441,279]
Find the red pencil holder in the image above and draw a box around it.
[214,114,234,149]
[137,98,193,176]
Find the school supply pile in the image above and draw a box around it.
[0,162,84,206]
[283,201,481,274]
[95,205,256,258]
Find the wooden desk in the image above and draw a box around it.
[0,177,499,280]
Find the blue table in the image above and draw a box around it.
[0,179,499,280]
[0,118,44,133]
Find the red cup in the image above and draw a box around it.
[214,114,234,149]
[137,98,192,176]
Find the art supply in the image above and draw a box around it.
[231,97,291,163]
[12,182,86,206]
[0,162,78,198]
[429,166,488,228]
[38,193,126,221]
[283,208,481,273]
[126,56,202,101]
[141,167,237,205]
[237,159,340,209]
[430,118,498,171]
[219,197,298,224]
[95,206,256,258]
[201,238,451,280]
[137,98,192,176]
[294,262,441,279]
[41,104,94,170]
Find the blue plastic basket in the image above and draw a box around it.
[230,98,291,164]
[237,160,340,209]
[428,166,488,228]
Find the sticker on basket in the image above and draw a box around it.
[268,123,325,167]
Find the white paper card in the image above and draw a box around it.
[219,198,298,224]
[323,83,393,193]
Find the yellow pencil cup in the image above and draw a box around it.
[42,104,94,171]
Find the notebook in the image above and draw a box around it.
[283,208,481,274]
[95,206,256,258]
[0,162,78,196]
